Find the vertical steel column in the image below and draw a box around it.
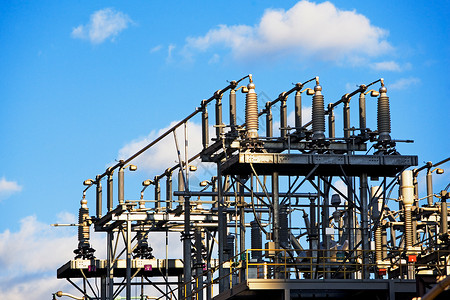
[360,173,370,279]
[295,90,302,130]
[195,228,203,300]
[215,95,223,139]
[118,165,124,205]
[166,170,173,210]
[229,89,237,136]
[322,179,331,279]
[183,196,192,299]
[309,197,317,250]
[107,231,114,300]
[238,177,246,255]
[343,97,350,139]
[178,170,184,207]
[272,172,280,278]
[426,167,434,206]
[280,98,287,138]
[328,104,335,139]
[266,102,273,138]
[126,219,132,300]
[101,276,106,300]
[206,229,212,300]
[96,175,102,218]
[441,195,448,239]
[107,171,113,212]
[217,163,226,292]
[359,92,366,132]
[201,100,209,149]
[347,180,354,278]
[154,177,161,209]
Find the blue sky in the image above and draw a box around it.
[0,1,449,299]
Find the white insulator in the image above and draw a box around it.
[400,170,414,206]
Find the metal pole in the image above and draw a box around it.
[217,163,226,292]
[272,172,280,278]
[426,168,434,206]
[215,95,223,139]
[239,177,246,267]
[178,170,184,206]
[202,100,209,149]
[360,173,370,279]
[183,193,192,299]
[126,219,132,300]
[107,172,113,212]
[266,103,273,138]
[206,229,212,300]
[101,276,106,300]
[328,104,335,139]
[230,89,237,136]
[166,171,173,211]
[118,165,124,205]
[359,92,366,132]
[195,228,203,300]
[280,99,287,138]
[295,91,302,130]
[96,175,102,218]
[107,231,114,300]
[154,177,160,209]
[343,98,350,139]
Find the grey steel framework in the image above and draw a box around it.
[53,75,450,300]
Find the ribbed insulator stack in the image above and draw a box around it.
[245,81,259,139]
[377,85,391,142]
[78,198,90,248]
[250,220,262,260]
[312,84,325,140]
[404,209,413,248]
[375,227,382,262]
[137,230,149,248]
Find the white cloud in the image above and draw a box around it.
[150,45,163,53]
[208,53,220,64]
[370,61,412,72]
[167,44,176,62]
[0,213,183,300]
[184,1,391,62]
[71,8,132,44]
[388,77,420,90]
[0,177,22,200]
[371,61,402,71]
[118,121,205,174]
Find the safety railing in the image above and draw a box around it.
[155,248,450,299]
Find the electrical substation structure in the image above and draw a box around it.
[53,75,450,300]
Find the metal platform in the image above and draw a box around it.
[213,279,417,300]
[57,259,184,278]
[221,153,418,176]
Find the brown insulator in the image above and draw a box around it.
[246,81,259,139]
[377,85,391,142]
[312,84,325,140]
